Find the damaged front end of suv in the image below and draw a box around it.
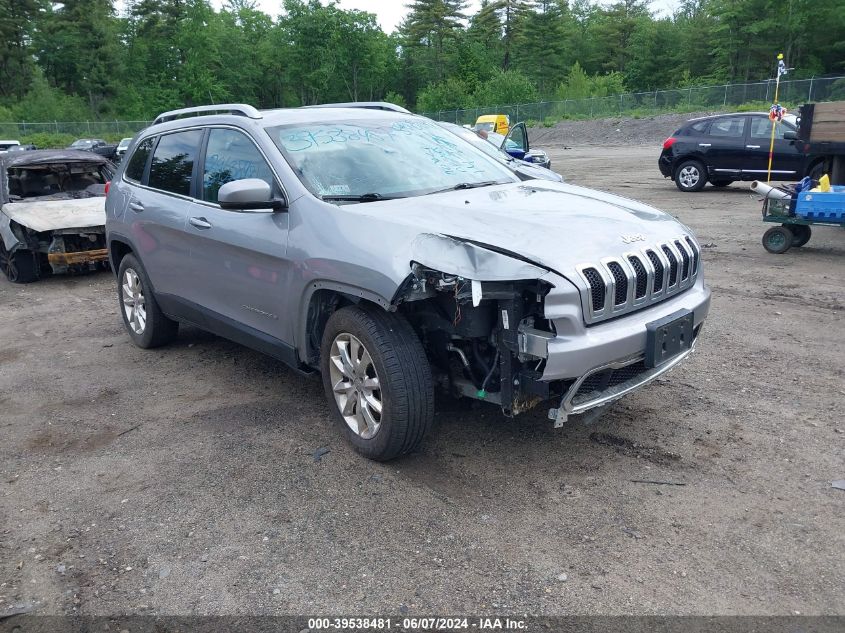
[0,150,113,283]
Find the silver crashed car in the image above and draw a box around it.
[106,103,710,461]
[0,150,113,282]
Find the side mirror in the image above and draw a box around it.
[783,130,798,140]
[218,178,286,212]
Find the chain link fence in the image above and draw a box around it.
[420,75,845,127]
[1,76,844,140]
[0,120,151,141]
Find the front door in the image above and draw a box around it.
[503,122,529,160]
[181,127,293,343]
[742,114,804,180]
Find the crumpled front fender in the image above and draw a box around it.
[408,233,549,281]
[0,213,22,252]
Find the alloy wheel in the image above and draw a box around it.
[328,333,383,439]
[679,165,700,188]
[121,268,147,335]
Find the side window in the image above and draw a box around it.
[750,116,794,140]
[124,138,153,182]
[688,120,710,135]
[506,125,527,152]
[148,129,203,196]
[202,128,275,203]
[708,117,746,138]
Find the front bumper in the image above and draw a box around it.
[527,273,710,419]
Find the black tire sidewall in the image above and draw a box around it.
[789,224,811,247]
[675,160,707,192]
[763,227,792,254]
[117,253,172,348]
[0,244,39,283]
[320,306,431,461]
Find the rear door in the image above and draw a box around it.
[702,115,748,178]
[181,126,293,341]
[125,129,202,296]
[742,114,804,180]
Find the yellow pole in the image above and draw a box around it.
[766,54,783,182]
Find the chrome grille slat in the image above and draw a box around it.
[576,236,702,325]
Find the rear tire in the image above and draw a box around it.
[320,305,434,461]
[788,224,811,247]
[0,243,39,283]
[763,226,792,254]
[808,161,825,183]
[117,253,178,348]
[674,159,707,192]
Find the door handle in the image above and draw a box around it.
[189,216,212,229]
[698,143,711,147]
[746,145,761,149]
[128,201,144,212]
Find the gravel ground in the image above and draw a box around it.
[529,111,725,147]
[1,142,843,618]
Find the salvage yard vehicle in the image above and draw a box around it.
[474,113,510,135]
[659,112,822,192]
[0,150,113,283]
[436,121,562,182]
[106,104,710,461]
[487,122,552,170]
[0,140,21,153]
[69,138,118,161]
[115,137,133,159]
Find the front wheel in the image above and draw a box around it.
[674,160,707,192]
[763,226,793,254]
[320,306,434,461]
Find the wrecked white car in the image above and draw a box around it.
[0,150,113,283]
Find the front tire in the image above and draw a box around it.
[0,243,39,283]
[320,306,434,461]
[675,159,707,192]
[763,226,793,254]
[117,253,178,348]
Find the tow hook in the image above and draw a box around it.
[548,403,568,428]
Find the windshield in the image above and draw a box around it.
[118,138,132,149]
[70,140,93,149]
[436,123,509,162]
[475,122,494,133]
[267,118,515,200]
[7,162,110,200]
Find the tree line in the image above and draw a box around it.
[0,0,843,122]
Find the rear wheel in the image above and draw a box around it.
[711,179,734,187]
[0,243,39,283]
[787,224,811,247]
[675,159,707,192]
[808,161,826,183]
[320,305,434,461]
[117,253,178,348]
[763,226,793,254]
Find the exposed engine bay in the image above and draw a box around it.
[396,265,565,417]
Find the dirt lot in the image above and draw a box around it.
[1,143,843,618]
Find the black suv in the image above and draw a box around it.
[658,112,822,192]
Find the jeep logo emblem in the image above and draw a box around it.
[621,233,646,244]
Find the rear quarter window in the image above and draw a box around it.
[125,138,153,182]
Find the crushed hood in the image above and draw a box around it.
[356,181,692,277]
[2,197,106,232]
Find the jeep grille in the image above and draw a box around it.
[576,237,701,325]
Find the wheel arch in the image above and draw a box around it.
[108,235,134,276]
[299,281,394,368]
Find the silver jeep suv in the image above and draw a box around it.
[106,103,711,461]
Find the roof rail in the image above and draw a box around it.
[152,104,263,126]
